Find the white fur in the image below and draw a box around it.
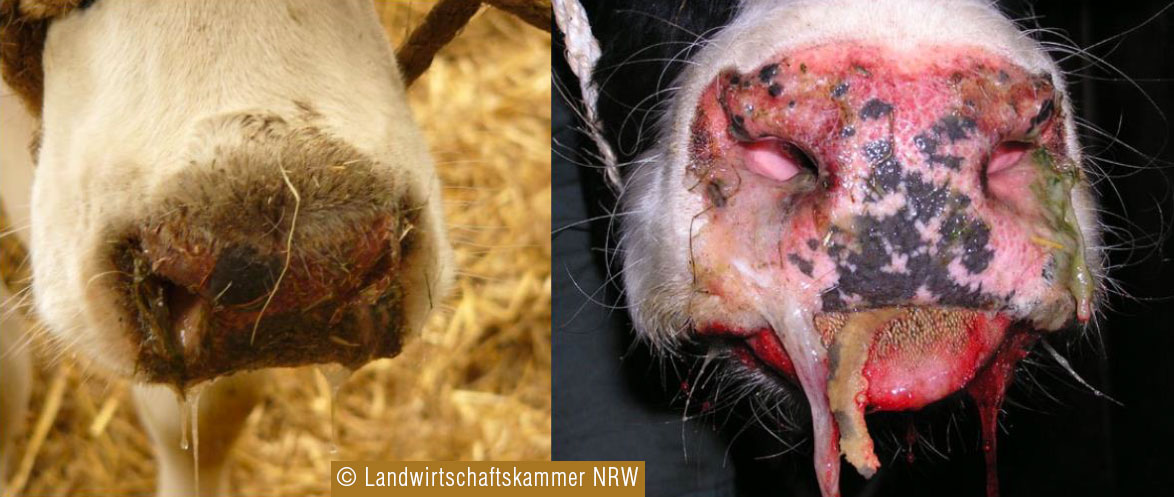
[620,0,1101,346]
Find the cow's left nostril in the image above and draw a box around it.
[207,245,282,307]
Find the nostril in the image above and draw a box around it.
[985,141,1031,177]
[207,245,282,307]
[983,141,1032,196]
[743,139,817,182]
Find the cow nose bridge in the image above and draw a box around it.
[836,124,991,216]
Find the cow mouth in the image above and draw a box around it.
[700,304,1055,495]
[716,307,1019,408]
[109,212,415,390]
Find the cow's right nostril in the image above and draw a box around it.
[207,245,282,307]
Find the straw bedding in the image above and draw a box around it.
[3,2,551,495]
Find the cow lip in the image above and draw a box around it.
[704,305,1041,481]
[111,233,410,389]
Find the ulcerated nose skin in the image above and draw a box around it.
[686,43,1091,330]
[120,203,411,388]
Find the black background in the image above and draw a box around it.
[553,1,1174,496]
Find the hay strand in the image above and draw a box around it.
[250,165,301,345]
[0,202,32,321]
[4,364,68,497]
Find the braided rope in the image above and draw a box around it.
[552,0,620,192]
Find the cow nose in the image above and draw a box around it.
[119,189,413,387]
[111,126,426,387]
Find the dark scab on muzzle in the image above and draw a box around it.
[858,99,892,120]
